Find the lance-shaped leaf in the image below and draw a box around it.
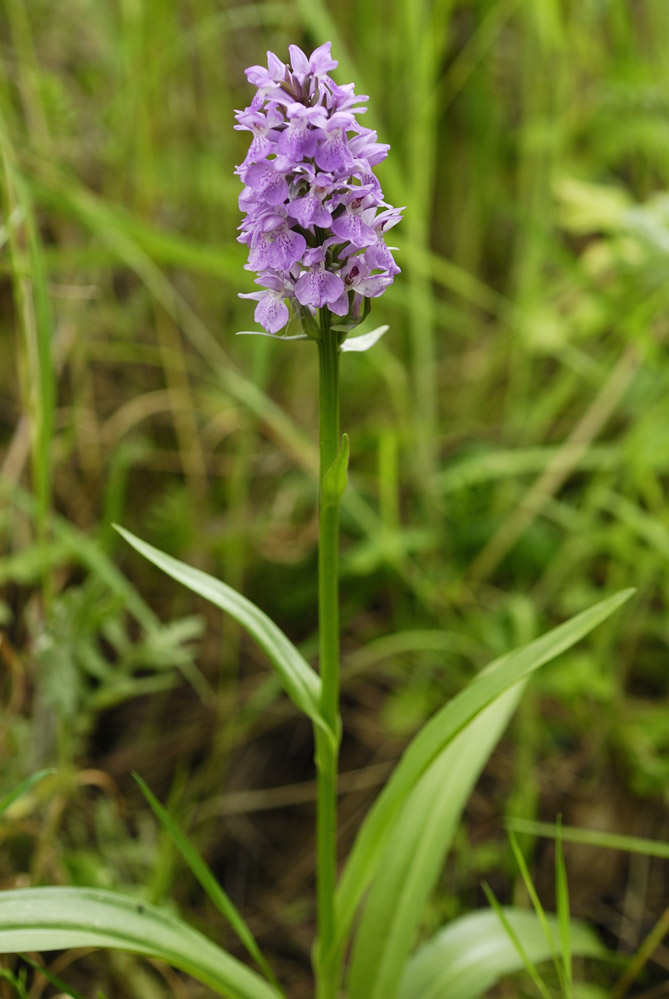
[397,908,607,999]
[327,589,633,971]
[115,527,334,745]
[0,887,283,999]
[347,684,523,999]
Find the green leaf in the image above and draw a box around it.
[20,956,89,999]
[397,907,606,999]
[481,887,552,999]
[0,887,282,999]
[0,770,55,817]
[555,819,573,991]
[329,589,633,968]
[506,817,669,858]
[322,434,350,509]
[133,773,282,993]
[346,684,524,999]
[507,830,561,984]
[115,526,334,744]
[0,115,54,531]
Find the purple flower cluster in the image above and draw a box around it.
[235,42,402,338]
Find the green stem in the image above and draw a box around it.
[315,309,342,999]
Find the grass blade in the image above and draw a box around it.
[0,770,54,817]
[481,888,553,999]
[0,115,54,539]
[19,956,89,999]
[555,819,573,993]
[507,830,563,984]
[133,772,282,993]
[505,818,669,859]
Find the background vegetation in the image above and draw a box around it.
[1,0,669,995]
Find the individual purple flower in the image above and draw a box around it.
[288,42,338,88]
[330,193,378,248]
[314,112,357,174]
[239,275,292,334]
[349,128,389,168]
[245,51,286,95]
[365,239,401,277]
[326,81,369,116]
[236,43,402,337]
[329,255,392,316]
[243,161,289,206]
[294,246,345,307]
[234,104,283,166]
[288,167,336,228]
[265,220,307,270]
[277,103,324,161]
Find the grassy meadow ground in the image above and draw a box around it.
[1,0,669,995]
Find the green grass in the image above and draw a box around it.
[1,0,669,995]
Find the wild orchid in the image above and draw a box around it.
[235,42,402,340]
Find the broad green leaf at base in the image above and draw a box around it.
[0,887,282,999]
[347,684,524,999]
[332,588,633,965]
[397,908,607,999]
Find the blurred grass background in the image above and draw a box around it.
[1,0,669,995]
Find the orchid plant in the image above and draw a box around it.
[0,41,633,999]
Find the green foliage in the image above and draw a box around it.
[133,772,281,991]
[332,589,633,967]
[347,686,526,999]
[0,887,282,999]
[398,908,606,999]
[116,526,333,744]
[34,578,204,726]
[0,770,54,818]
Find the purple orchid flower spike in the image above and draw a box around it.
[235,42,402,341]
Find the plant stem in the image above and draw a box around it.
[315,308,342,999]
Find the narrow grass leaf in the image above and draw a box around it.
[20,956,89,999]
[0,770,54,817]
[555,819,573,992]
[331,589,633,964]
[481,889,553,999]
[611,904,669,999]
[0,117,54,535]
[505,818,669,859]
[0,968,29,999]
[133,772,282,993]
[397,907,606,999]
[507,830,563,986]
[0,887,282,999]
[115,526,333,743]
[346,684,523,999]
